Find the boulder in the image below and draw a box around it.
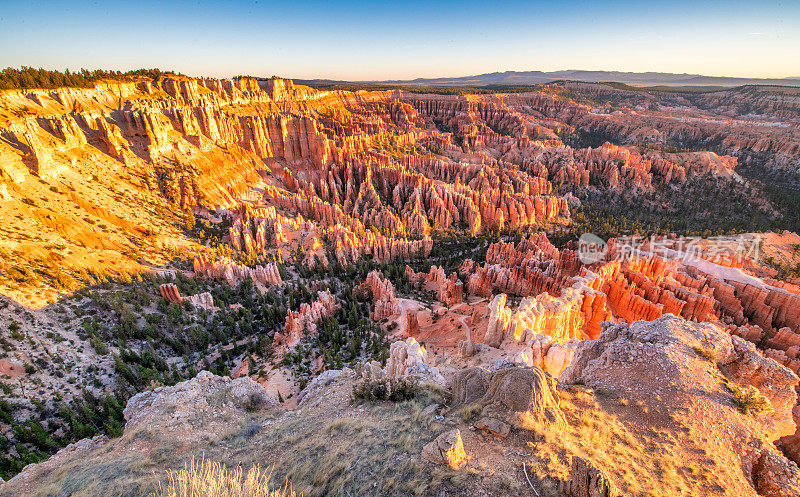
[422,429,468,470]
[451,366,492,405]
[451,365,564,430]
[458,339,476,358]
[479,366,565,430]
[474,417,510,438]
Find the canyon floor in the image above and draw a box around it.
[1,74,800,496]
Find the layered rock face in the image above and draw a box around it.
[0,77,327,210]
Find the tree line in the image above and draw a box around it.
[0,67,182,90]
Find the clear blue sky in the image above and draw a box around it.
[1,0,798,80]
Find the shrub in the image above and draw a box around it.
[89,333,109,355]
[692,345,719,362]
[54,271,77,291]
[7,267,37,284]
[352,377,418,402]
[242,391,269,412]
[726,380,773,415]
[9,322,23,340]
[242,422,262,438]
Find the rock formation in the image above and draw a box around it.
[158,283,215,310]
[278,290,340,348]
[450,364,565,431]
[466,235,582,300]
[421,429,468,470]
[559,456,621,497]
[406,265,463,306]
[123,370,276,433]
[193,255,283,288]
[385,337,445,385]
[359,270,400,320]
[562,314,800,493]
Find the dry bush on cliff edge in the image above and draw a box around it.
[724,380,774,415]
[151,457,297,497]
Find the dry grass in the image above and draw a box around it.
[151,457,296,497]
[261,401,459,497]
[452,402,482,422]
[691,345,720,363]
[538,387,726,497]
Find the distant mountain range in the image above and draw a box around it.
[363,70,800,88]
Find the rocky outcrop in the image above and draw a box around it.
[405,309,420,336]
[562,315,800,494]
[450,365,564,430]
[752,449,800,497]
[483,277,610,350]
[565,316,798,436]
[451,366,493,405]
[279,290,340,348]
[422,429,468,470]
[158,283,183,304]
[386,337,445,385]
[484,293,513,348]
[123,370,276,433]
[3,118,65,179]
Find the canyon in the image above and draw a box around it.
[1,74,800,496]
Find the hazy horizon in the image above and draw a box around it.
[2,0,799,81]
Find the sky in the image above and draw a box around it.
[1,0,799,81]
